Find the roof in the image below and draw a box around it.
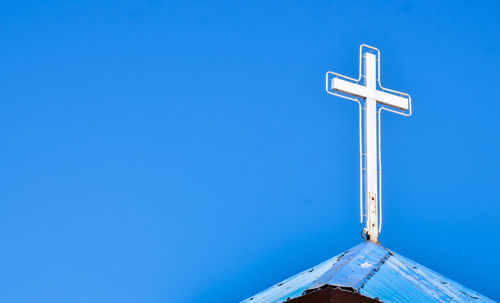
[241,241,494,303]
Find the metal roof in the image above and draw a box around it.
[241,241,494,303]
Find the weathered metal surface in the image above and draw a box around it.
[307,241,390,291]
[360,251,495,302]
[241,253,343,303]
[241,241,495,303]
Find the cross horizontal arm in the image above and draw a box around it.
[332,78,408,111]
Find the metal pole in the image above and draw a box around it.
[364,53,378,242]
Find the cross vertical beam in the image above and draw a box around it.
[364,53,378,242]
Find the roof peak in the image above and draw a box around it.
[242,241,494,303]
[306,241,390,293]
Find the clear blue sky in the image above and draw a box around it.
[0,1,499,302]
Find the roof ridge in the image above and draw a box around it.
[306,241,390,293]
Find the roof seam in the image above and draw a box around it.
[354,250,392,291]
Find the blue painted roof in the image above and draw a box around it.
[241,241,494,303]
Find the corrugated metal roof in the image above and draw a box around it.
[241,253,342,303]
[241,241,494,303]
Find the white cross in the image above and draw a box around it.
[326,45,411,243]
